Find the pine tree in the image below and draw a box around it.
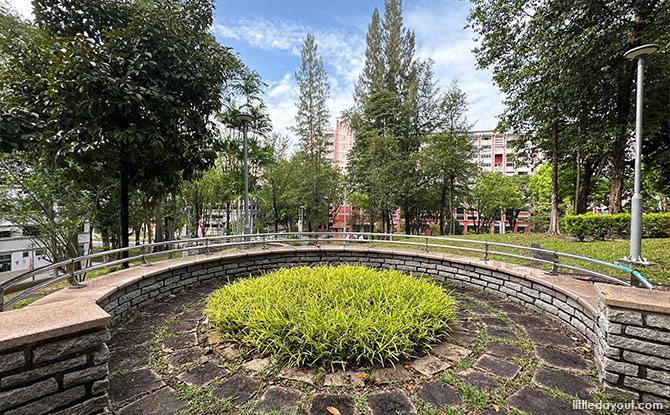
[354,8,384,111]
[294,33,330,160]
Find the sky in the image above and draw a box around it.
[6,0,504,145]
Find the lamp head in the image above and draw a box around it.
[624,44,659,60]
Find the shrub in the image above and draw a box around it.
[562,213,670,240]
[206,265,456,369]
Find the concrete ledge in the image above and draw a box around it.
[0,298,110,352]
[596,283,670,314]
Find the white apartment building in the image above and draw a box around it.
[0,220,91,274]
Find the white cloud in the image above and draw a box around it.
[5,0,33,19]
[215,17,363,142]
[405,1,503,130]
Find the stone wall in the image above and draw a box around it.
[594,284,670,406]
[3,246,669,413]
[0,299,110,415]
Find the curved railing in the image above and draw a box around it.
[0,231,655,311]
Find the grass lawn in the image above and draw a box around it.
[380,233,669,286]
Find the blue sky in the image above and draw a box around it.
[8,0,503,144]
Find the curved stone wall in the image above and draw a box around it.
[1,246,669,414]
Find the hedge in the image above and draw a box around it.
[562,213,670,241]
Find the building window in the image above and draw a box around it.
[506,162,515,167]
[0,231,10,238]
[0,254,10,272]
[23,252,29,258]
[482,154,491,159]
[22,226,39,236]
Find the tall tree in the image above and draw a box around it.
[0,0,249,265]
[293,33,339,230]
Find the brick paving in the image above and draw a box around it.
[108,282,602,414]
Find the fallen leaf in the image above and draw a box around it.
[357,373,367,378]
[326,407,341,415]
[404,364,411,369]
[492,403,500,412]
[603,291,612,295]
[439,411,445,415]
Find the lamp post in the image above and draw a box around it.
[343,182,348,238]
[622,44,658,265]
[235,109,254,237]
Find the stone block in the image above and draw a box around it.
[0,351,25,373]
[645,313,670,329]
[602,382,640,401]
[4,386,85,415]
[0,378,59,411]
[32,329,110,364]
[623,377,670,396]
[609,335,670,358]
[62,364,108,387]
[603,357,638,375]
[606,307,643,325]
[625,326,670,343]
[51,394,108,415]
[92,379,109,394]
[647,368,670,385]
[622,351,670,371]
[1,354,87,389]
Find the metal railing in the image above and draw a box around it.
[0,231,655,311]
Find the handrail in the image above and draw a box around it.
[0,231,655,311]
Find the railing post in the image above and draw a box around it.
[315,234,320,246]
[483,242,489,261]
[262,235,268,249]
[140,245,152,267]
[631,271,640,288]
[424,237,428,252]
[343,232,348,247]
[547,253,559,275]
[204,239,212,255]
[0,286,4,312]
[68,258,86,289]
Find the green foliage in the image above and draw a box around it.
[562,213,670,241]
[468,172,525,233]
[206,265,457,369]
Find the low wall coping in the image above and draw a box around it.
[595,283,670,313]
[0,298,110,352]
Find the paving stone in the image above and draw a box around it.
[118,386,188,415]
[431,342,471,361]
[417,380,462,408]
[142,299,184,316]
[476,354,520,378]
[243,356,277,372]
[205,331,225,345]
[535,346,589,371]
[109,368,164,404]
[486,342,523,359]
[323,370,365,387]
[163,333,197,351]
[212,375,260,403]
[533,367,596,400]
[168,347,204,368]
[179,306,204,322]
[478,408,509,415]
[165,320,197,335]
[177,361,228,385]
[215,343,242,360]
[109,329,154,350]
[372,366,412,384]
[508,386,588,415]
[310,393,355,415]
[123,313,168,330]
[454,318,479,332]
[457,369,498,392]
[466,292,497,302]
[278,366,317,385]
[488,301,525,314]
[255,386,302,414]
[487,327,518,341]
[509,314,554,330]
[526,329,574,347]
[481,317,507,327]
[367,389,416,415]
[411,355,449,376]
[468,305,494,315]
[447,331,478,347]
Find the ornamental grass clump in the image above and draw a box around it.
[206,265,456,369]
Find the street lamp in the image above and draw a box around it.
[235,108,253,237]
[622,44,658,265]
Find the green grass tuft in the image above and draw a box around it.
[206,265,457,369]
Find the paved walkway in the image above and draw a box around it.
[108,282,609,415]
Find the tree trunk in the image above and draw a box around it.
[449,176,455,235]
[439,183,446,235]
[609,62,633,214]
[576,159,595,214]
[549,118,561,234]
[120,160,129,268]
[154,200,164,252]
[273,193,279,233]
[404,204,411,235]
[574,148,582,215]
